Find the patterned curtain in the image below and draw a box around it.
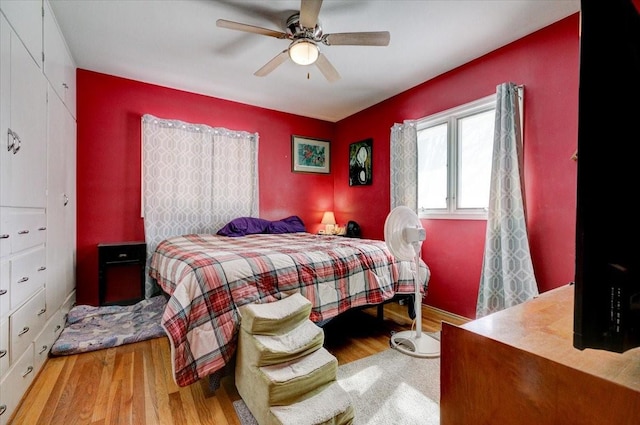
[141,114,259,297]
[390,120,418,210]
[476,83,538,318]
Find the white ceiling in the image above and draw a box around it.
[49,0,580,122]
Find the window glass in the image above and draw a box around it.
[417,123,447,210]
[417,94,497,219]
[457,109,494,209]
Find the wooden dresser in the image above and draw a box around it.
[441,284,640,425]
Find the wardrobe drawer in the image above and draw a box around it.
[0,214,8,259]
[0,343,34,425]
[34,309,63,372]
[10,247,46,310]
[0,318,7,377]
[0,209,46,257]
[61,290,75,319]
[0,263,8,319]
[10,289,45,360]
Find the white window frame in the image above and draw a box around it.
[417,94,496,220]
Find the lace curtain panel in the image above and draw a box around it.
[476,82,538,318]
[141,114,259,297]
[390,120,418,211]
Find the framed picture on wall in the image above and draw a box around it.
[291,135,331,174]
[349,138,373,186]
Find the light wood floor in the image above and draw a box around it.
[9,302,468,425]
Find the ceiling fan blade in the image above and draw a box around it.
[315,53,340,82]
[324,31,390,46]
[300,0,323,29]
[216,19,288,39]
[254,50,290,77]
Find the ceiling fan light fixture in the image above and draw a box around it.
[288,39,319,65]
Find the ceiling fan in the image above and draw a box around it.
[216,0,390,82]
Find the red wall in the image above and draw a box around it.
[76,72,335,305]
[77,14,580,319]
[333,14,580,318]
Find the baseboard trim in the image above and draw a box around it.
[423,304,471,325]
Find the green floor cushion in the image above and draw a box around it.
[260,347,338,406]
[240,292,312,336]
[252,320,325,366]
[269,381,355,425]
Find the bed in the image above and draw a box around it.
[149,226,430,387]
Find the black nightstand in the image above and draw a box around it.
[98,241,146,306]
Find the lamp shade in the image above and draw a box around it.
[321,211,336,225]
[289,39,319,65]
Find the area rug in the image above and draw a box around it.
[233,338,441,425]
[50,295,167,356]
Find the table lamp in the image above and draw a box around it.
[321,211,337,234]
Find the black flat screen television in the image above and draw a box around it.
[573,0,640,352]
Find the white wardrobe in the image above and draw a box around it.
[0,0,76,423]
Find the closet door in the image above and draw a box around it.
[46,88,76,315]
[0,16,10,209]
[0,0,42,67]
[43,0,76,117]
[0,15,47,209]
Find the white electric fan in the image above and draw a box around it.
[384,206,440,358]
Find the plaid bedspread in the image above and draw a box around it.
[149,232,430,387]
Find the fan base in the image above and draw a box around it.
[390,331,440,358]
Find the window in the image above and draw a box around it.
[417,94,496,220]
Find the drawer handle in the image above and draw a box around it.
[0,349,6,358]
[17,229,29,235]
[0,404,6,416]
[17,276,29,283]
[38,226,46,231]
[38,308,46,316]
[0,289,6,296]
[18,326,29,336]
[0,234,8,239]
[38,266,46,272]
[7,128,20,154]
[118,253,128,258]
[13,135,21,154]
[7,129,14,152]
[22,366,33,378]
[39,345,48,354]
